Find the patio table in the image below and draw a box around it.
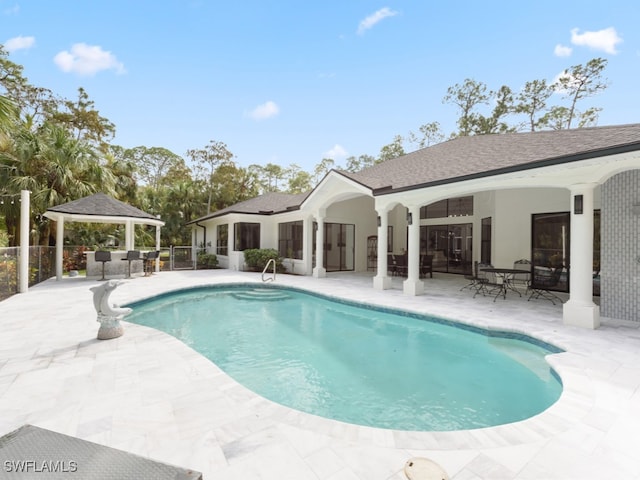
[479,267,525,300]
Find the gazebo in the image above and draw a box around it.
[44,193,165,280]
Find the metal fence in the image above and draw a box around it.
[0,245,204,301]
[0,247,18,301]
[0,246,64,301]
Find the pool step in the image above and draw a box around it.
[231,289,290,302]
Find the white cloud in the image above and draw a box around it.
[570,27,622,54]
[554,44,572,57]
[247,100,280,120]
[357,7,398,35]
[53,43,125,76]
[324,144,348,159]
[5,35,35,53]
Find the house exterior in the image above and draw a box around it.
[188,124,640,329]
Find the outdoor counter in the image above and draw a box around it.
[85,250,149,279]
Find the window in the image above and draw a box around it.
[420,196,473,219]
[531,210,601,294]
[421,200,447,219]
[278,221,303,259]
[481,217,491,264]
[216,224,228,256]
[234,222,260,251]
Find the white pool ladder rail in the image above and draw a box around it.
[261,258,276,282]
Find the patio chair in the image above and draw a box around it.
[461,260,480,291]
[121,250,141,278]
[94,250,111,281]
[395,254,408,277]
[420,254,434,278]
[473,263,504,300]
[387,254,397,276]
[512,258,531,292]
[528,267,564,305]
[143,250,159,276]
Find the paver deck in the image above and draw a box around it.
[1,270,639,479]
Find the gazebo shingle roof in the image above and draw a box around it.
[47,193,158,220]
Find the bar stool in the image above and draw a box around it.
[121,250,141,278]
[143,250,159,276]
[95,251,112,281]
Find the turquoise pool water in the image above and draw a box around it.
[127,284,563,431]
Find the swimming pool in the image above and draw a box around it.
[126,284,563,431]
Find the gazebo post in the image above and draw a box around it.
[125,219,134,251]
[55,218,64,281]
[18,190,30,293]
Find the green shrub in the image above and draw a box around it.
[197,253,219,269]
[243,248,284,272]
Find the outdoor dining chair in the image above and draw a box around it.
[461,260,481,291]
[512,258,532,292]
[528,267,564,304]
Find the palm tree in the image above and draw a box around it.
[3,122,117,245]
[0,95,17,132]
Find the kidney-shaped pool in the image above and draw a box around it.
[126,284,563,431]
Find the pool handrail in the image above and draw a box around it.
[261,258,276,282]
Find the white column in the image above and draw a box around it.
[373,208,391,290]
[403,205,424,295]
[563,183,600,329]
[55,216,64,280]
[18,190,30,292]
[302,216,313,275]
[313,209,326,278]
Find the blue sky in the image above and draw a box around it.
[2,1,639,172]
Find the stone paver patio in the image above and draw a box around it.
[1,269,639,479]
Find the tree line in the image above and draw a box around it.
[0,44,608,248]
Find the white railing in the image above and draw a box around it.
[261,258,276,282]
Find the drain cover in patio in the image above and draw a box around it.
[0,425,202,479]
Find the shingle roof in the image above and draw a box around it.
[188,124,640,222]
[47,193,158,220]
[342,123,640,193]
[187,192,310,224]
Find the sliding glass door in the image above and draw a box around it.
[421,224,472,274]
[312,222,355,272]
[531,212,569,292]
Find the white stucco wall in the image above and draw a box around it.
[492,188,567,266]
[326,196,376,272]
